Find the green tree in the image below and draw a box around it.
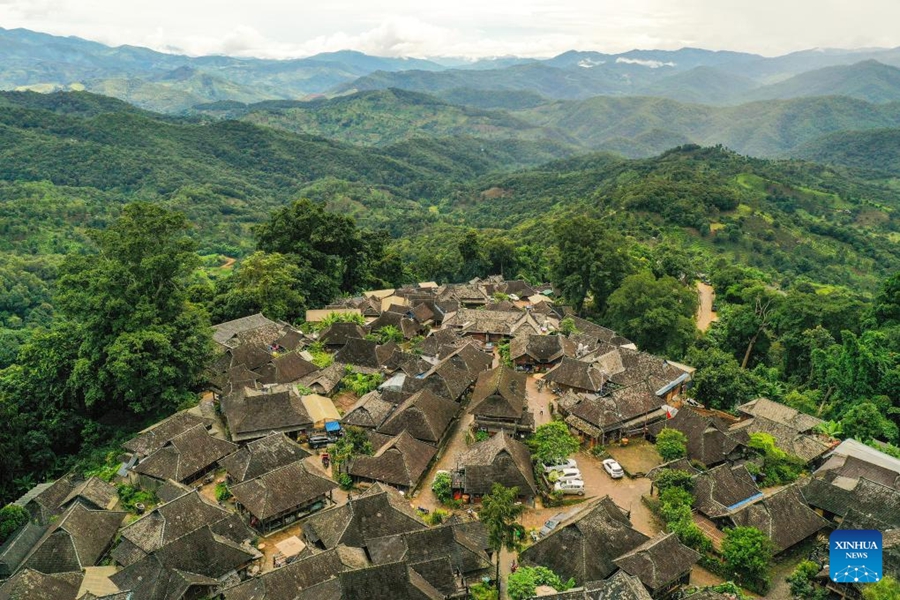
[0,504,29,543]
[862,576,900,600]
[431,472,452,504]
[653,469,694,494]
[748,433,805,486]
[687,347,758,411]
[559,317,577,336]
[318,311,366,330]
[480,483,526,587]
[528,421,580,465]
[722,526,774,593]
[606,271,698,356]
[551,217,634,314]
[210,251,305,322]
[841,402,898,443]
[55,203,212,414]
[872,272,900,327]
[655,429,688,462]
[368,325,403,345]
[787,560,827,600]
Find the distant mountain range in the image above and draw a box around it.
[4,27,900,112]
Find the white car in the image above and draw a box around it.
[542,458,577,474]
[554,480,585,495]
[554,467,582,482]
[602,458,624,479]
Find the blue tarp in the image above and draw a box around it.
[324,421,341,433]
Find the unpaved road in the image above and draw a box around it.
[696,282,718,331]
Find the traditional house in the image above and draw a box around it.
[543,357,606,394]
[404,344,492,402]
[298,362,346,396]
[230,460,337,533]
[302,483,427,551]
[222,545,369,600]
[21,504,125,575]
[257,352,319,385]
[133,424,237,486]
[318,323,366,348]
[469,366,533,436]
[212,313,281,350]
[566,383,666,446]
[0,521,47,578]
[110,526,259,600]
[301,394,342,430]
[612,533,700,598]
[538,572,654,600]
[59,477,119,512]
[730,398,833,464]
[220,432,311,484]
[648,407,744,467]
[348,431,437,492]
[377,389,458,444]
[417,329,463,359]
[691,464,763,520]
[520,496,649,585]
[220,386,313,442]
[509,334,576,371]
[342,391,396,429]
[442,308,524,342]
[727,485,828,554]
[12,476,82,525]
[365,521,493,590]
[367,311,421,340]
[305,308,362,324]
[334,337,389,371]
[0,569,84,600]
[111,490,253,568]
[802,476,900,527]
[453,431,537,503]
[123,410,210,458]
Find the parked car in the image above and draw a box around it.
[553,467,582,482]
[602,458,624,479]
[539,513,565,537]
[308,434,333,449]
[542,458,577,474]
[554,480,585,495]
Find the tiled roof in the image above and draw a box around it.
[334,338,384,369]
[230,460,338,521]
[457,431,537,497]
[318,323,366,347]
[23,504,125,574]
[220,432,311,483]
[212,313,279,347]
[509,334,575,363]
[613,533,700,594]
[520,496,649,585]
[729,485,828,553]
[123,411,209,457]
[302,483,427,550]
[257,352,319,385]
[692,464,762,518]
[649,408,741,467]
[342,391,395,429]
[349,431,437,489]
[570,382,660,432]
[220,387,313,441]
[377,389,458,444]
[0,569,83,600]
[543,357,606,392]
[470,366,528,420]
[133,424,237,483]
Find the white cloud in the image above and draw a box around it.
[615,57,676,68]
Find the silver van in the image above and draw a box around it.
[553,480,585,495]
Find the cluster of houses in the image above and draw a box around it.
[1,276,897,599]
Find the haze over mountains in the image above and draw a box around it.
[3,26,900,174]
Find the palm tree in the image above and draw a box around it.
[480,483,526,590]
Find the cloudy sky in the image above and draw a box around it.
[1,0,898,59]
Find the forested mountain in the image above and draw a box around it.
[205,89,900,158]
[794,128,900,175]
[748,60,900,103]
[5,27,900,113]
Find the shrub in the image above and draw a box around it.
[425,509,448,526]
[469,582,498,600]
[0,504,29,544]
[508,566,575,600]
[432,472,453,504]
[529,421,579,464]
[215,482,231,502]
[653,469,693,494]
[787,560,827,599]
[655,429,688,461]
[341,369,383,396]
[337,473,353,490]
[116,484,157,513]
[748,433,804,486]
[475,430,491,443]
[721,526,773,593]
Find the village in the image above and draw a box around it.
[1,276,898,600]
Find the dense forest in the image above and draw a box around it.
[0,90,898,503]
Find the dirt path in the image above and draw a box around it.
[696,282,718,332]
[220,256,236,270]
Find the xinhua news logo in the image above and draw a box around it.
[830,530,882,583]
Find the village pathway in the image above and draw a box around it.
[412,413,475,512]
[696,282,718,331]
[525,374,554,427]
